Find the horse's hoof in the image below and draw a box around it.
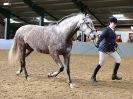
[69,83,75,88]
[26,76,31,81]
[48,72,53,78]
[16,71,21,76]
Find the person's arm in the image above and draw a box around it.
[96,28,108,48]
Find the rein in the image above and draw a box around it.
[92,38,97,47]
[84,21,97,33]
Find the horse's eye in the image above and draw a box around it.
[83,18,88,21]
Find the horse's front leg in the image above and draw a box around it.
[63,53,74,88]
[48,52,64,77]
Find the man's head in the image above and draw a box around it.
[109,17,118,29]
[109,17,117,23]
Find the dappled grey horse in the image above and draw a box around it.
[8,13,96,88]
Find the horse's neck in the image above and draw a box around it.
[59,14,81,30]
[59,14,82,41]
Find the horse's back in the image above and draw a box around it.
[15,25,38,38]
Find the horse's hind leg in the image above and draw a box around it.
[48,52,64,77]
[17,43,29,80]
[25,44,33,57]
[17,44,33,75]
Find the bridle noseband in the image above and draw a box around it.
[83,18,97,47]
[84,21,97,34]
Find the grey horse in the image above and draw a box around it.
[8,13,96,88]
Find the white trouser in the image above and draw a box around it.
[99,51,121,66]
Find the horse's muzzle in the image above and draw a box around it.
[90,34,96,40]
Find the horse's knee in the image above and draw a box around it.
[60,67,64,72]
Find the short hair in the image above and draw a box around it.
[109,17,118,23]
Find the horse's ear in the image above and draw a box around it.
[84,10,90,16]
[87,14,91,17]
[85,12,91,17]
[84,11,88,16]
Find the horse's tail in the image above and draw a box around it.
[8,38,18,65]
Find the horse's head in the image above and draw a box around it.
[78,13,96,40]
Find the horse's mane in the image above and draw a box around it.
[49,13,81,25]
[48,22,57,25]
[57,13,80,24]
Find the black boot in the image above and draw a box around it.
[112,63,122,80]
[91,64,101,82]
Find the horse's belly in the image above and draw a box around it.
[26,40,49,53]
[36,48,49,54]
[33,45,49,53]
